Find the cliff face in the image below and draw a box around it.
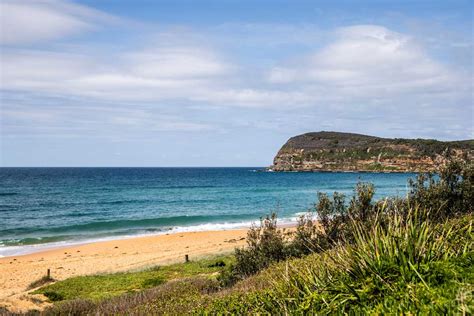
[270,132,474,172]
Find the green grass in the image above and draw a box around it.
[34,255,234,302]
[199,251,473,315]
[199,213,473,315]
[39,214,473,315]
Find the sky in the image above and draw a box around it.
[0,0,472,167]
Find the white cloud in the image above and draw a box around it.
[1,22,471,141]
[0,44,234,102]
[1,50,94,84]
[268,25,464,97]
[107,109,213,132]
[129,47,232,79]
[1,24,469,110]
[2,100,215,138]
[0,0,115,45]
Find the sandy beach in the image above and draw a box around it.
[0,229,248,312]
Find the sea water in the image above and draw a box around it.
[0,168,415,256]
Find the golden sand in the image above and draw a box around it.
[0,229,248,312]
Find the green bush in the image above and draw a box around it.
[288,211,321,256]
[348,182,376,222]
[220,213,290,285]
[289,191,348,257]
[408,160,473,219]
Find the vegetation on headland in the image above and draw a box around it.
[16,159,474,315]
[271,131,474,172]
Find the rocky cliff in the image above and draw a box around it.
[270,132,473,172]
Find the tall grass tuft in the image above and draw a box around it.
[267,208,473,314]
[203,209,472,314]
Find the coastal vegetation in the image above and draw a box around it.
[20,159,473,315]
[33,255,234,302]
[271,131,474,172]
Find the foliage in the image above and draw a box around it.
[408,160,473,219]
[34,255,232,302]
[202,212,473,315]
[220,213,290,285]
[226,181,379,284]
[42,277,220,316]
[289,191,349,256]
[286,131,473,159]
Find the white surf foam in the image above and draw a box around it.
[0,214,303,257]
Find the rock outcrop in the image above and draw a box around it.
[270,131,473,172]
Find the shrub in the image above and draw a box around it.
[348,182,376,223]
[408,160,473,219]
[221,213,290,285]
[290,184,376,256]
[318,190,350,243]
[289,191,348,256]
[288,211,321,256]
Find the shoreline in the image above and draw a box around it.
[267,168,420,173]
[0,217,301,258]
[0,228,251,312]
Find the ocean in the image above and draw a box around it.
[0,168,415,256]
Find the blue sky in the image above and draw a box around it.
[0,0,472,166]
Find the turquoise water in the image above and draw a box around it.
[0,168,415,256]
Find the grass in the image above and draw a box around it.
[200,251,473,315]
[42,277,221,315]
[33,254,234,302]
[37,213,473,315]
[199,213,473,314]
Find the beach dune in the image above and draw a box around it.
[0,229,247,313]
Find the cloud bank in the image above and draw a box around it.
[2,21,468,109]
